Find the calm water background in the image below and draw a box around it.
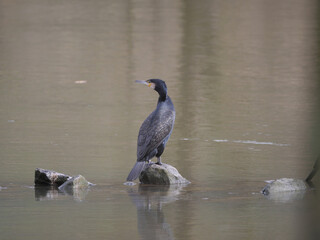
[0,0,319,239]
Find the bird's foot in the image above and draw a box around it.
[156,157,163,165]
[147,160,155,166]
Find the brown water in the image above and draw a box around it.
[0,0,319,239]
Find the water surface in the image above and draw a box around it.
[0,0,319,239]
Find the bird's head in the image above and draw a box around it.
[135,79,168,100]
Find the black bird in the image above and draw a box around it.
[127,79,175,181]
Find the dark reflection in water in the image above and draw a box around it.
[128,185,187,240]
[34,185,61,201]
[34,185,89,202]
[263,190,306,203]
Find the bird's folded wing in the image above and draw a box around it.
[137,110,175,161]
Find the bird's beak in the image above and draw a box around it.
[135,80,155,89]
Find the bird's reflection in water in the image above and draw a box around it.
[128,184,186,240]
[304,182,320,240]
[34,185,89,202]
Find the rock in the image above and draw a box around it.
[58,175,93,191]
[34,168,71,186]
[139,163,190,185]
[262,178,307,195]
[58,175,93,202]
[34,169,94,201]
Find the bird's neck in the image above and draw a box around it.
[158,93,167,103]
[157,88,167,102]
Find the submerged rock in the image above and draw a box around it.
[34,169,94,201]
[58,175,93,191]
[262,178,307,195]
[139,163,190,185]
[58,175,93,202]
[34,168,71,186]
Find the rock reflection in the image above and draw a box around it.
[34,185,60,201]
[128,184,186,240]
[34,185,89,202]
[263,190,306,203]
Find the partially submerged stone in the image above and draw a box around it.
[58,175,93,202]
[139,163,190,185]
[262,178,307,195]
[34,169,94,201]
[34,168,71,186]
[58,175,93,191]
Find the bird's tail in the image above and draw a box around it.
[306,156,319,182]
[126,161,146,181]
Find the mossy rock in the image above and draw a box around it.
[34,168,71,186]
[139,163,190,185]
[262,178,307,195]
[58,175,91,190]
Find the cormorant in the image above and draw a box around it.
[126,79,175,181]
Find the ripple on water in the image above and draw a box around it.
[123,181,137,186]
[181,138,289,147]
